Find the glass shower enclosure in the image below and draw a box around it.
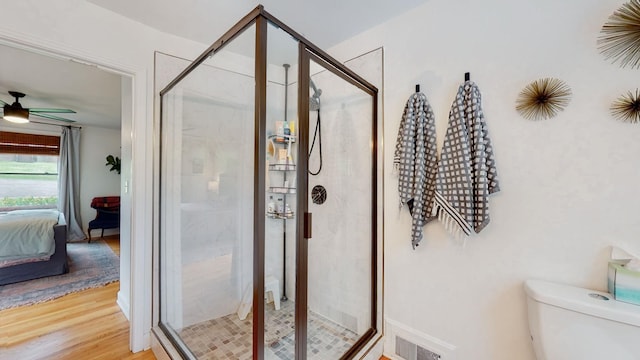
[158,6,379,359]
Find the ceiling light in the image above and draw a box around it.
[3,106,29,123]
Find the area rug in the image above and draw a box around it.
[0,240,119,311]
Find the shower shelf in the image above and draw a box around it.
[268,186,296,194]
[266,211,294,219]
[271,135,296,144]
[269,163,296,171]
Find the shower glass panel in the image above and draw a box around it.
[305,57,374,359]
[263,21,299,358]
[159,23,256,359]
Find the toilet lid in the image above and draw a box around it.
[525,280,640,327]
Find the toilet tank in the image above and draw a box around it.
[524,279,640,360]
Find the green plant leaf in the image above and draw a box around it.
[105,154,121,174]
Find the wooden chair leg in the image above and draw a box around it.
[88,229,92,243]
[101,229,105,238]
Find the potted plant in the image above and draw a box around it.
[105,155,121,174]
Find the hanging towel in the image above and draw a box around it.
[432,81,499,236]
[394,92,438,248]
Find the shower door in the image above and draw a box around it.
[295,48,378,359]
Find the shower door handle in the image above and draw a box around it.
[304,212,312,238]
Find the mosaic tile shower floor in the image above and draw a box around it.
[178,300,359,360]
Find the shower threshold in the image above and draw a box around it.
[177,300,359,359]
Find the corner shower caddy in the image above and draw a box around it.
[267,137,296,216]
[267,64,296,304]
[157,5,379,360]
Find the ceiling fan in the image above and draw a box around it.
[0,91,76,124]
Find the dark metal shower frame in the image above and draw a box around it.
[159,5,378,360]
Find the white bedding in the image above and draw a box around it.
[0,209,59,268]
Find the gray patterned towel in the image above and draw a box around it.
[432,81,499,236]
[394,92,438,248]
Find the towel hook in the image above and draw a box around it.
[415,84,420,93]
[465,72,470,81]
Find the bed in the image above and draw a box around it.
[0,209,68,286]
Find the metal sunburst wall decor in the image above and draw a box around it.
[515,78,573,121]
[598,0,640,69]
[611,89,640,123]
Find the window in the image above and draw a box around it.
[0,131,60,210]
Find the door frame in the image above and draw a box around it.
[0,35,145,352]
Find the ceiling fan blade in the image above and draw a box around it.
[0,99,7,106]
[29,108,77,114]
[31,113,76,123]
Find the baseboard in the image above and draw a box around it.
[102,228,120,237]
[384,318,457,360]
[117,289,130,320]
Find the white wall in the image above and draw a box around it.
[329,1,640,359]
[79,126,121,238]
[0,0,205,351]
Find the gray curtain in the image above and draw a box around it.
[58,127,85,241]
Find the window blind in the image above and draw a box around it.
[0,131,60,155]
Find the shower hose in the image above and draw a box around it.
[308,108,322,175]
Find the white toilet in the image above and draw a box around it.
[524,279,640,360]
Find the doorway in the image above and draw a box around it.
[0,37,134,333]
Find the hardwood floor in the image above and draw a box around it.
[0,235,390,359]
[0,235,155,360]
[103,234,121,256]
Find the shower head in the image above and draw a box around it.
[310,94,321,111]
[310,78,322,111]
